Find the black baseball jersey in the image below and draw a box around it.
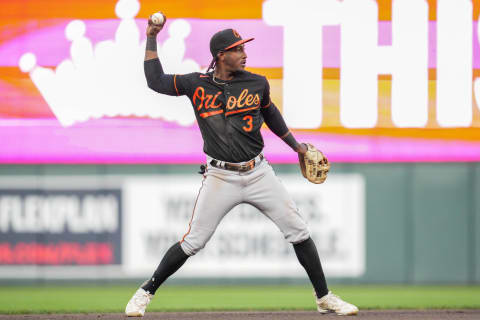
[145,59,275,162]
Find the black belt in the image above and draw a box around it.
[210,154,264,172]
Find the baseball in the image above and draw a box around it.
[151,12,165,25]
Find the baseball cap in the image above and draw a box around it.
[209,29,254,58]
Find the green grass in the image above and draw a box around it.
[0,285,479,314]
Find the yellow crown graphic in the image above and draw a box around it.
[18,0,200,127]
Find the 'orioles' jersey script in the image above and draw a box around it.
[145,59,274,162]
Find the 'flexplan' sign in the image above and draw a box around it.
[264,0,478,128]
[0,190,122,265]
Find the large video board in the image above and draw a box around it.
[0,0,479,163]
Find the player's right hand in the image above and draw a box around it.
[146,13,166,37]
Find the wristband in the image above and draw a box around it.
[146,37,157,51]
[282,132,301,152]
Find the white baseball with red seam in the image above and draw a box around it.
[151,12,165,25]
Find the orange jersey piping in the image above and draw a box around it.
[174,74,180,96]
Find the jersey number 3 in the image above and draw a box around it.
[242,115,253,132]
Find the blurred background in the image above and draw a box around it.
[0,0,479,290]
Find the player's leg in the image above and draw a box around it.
[147,169,241,287]
[244,161,328,296]
[244,160,358,315]
[126,168,242,316]
[179,167,243,256]
[140,242,188,295]
[125,242,187,316]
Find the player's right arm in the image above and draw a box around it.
[143,14,186,96]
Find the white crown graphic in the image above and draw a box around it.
[18,0,200,127]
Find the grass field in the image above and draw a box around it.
[1,285,479,314]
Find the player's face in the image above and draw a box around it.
[223,44,247,72]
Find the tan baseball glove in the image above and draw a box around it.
[298,143,330,184]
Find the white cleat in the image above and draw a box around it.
[315,291,359,316]
[125,288,154,317]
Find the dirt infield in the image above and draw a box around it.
[1,310,480,320]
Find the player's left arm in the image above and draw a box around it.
[260,79,307,154]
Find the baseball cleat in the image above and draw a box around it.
[315,291,359,316]
[125,288,154,317]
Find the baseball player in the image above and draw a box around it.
[125,14,358,316]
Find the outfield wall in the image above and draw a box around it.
[0,163,478,284]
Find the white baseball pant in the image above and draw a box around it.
[180,155,310,256]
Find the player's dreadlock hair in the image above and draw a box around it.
[206,58,216,72]
[206,52,222,72]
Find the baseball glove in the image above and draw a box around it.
[298,143,330,184]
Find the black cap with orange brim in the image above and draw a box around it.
[207,29,254,71]
[210,28,254,57]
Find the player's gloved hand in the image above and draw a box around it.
[298,143,330,184]
[146,13,167,37]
